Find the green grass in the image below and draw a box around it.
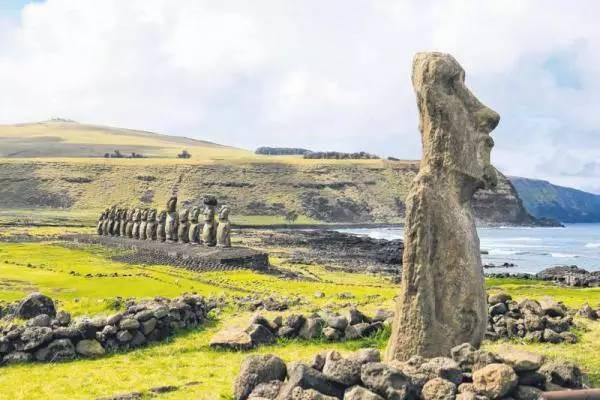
[0,239,600,399]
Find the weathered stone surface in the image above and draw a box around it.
[421,378,456,400]
[322,351,361,386]
[248,380,284,399]
[360,362,414,399]
[539,361,583,389]
[539,297,566,317]
[210,329,253,350]
[419,357,463,385]
[513,385,543,400]
[298,318,325,340]
[34,338,76,362]
[472,363,518,399]
[234,354,286,400]
[75,339,105,357]
[386,52,498,361]
[277,362,345,400]
[343,386,384,400]
[488,293,512,305]
[217,205,232,248]
[497,348,544,372]
[15,292,56,319]
[246,324,275,346]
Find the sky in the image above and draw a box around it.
[0,1,599,194]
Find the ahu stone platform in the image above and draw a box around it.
[66,234,270,272]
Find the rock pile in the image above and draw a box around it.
[0,292,214,366]
[578,303,600,320]
[486,293,577,343]
[210,308,392,350]
[537,265,600,288]
[233,345,587,400]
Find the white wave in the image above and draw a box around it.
[488,249,521,256]
[585,242,600,248]
[551,252,578,258]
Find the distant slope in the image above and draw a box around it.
[0,120,250,159]
[511,177,600,223]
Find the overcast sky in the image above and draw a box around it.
[1,1,599,193]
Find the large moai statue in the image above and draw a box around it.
[97,210,106,235]
[216,205,231,248]
[120,208,129,237]
[201,195,218,247]
[145,209,158,241]
[139,209,149,240]
[132,208,142,239]
[165,196,179,242]
[125,209,135,238]
[177,208,190,243]
[386,53,500,362]
[188,207,202,245]
[101,208,111,235]
[157,210,167,242]
[112,209,122,237]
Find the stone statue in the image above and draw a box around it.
[97,210,106,235]
[386,52,499,362]
[177,208,190,243]
[125,209,134,238]
[188,207,202,244]
[165,196,179,242]
[112,209,122,236]
[201,195,218,247]
[216,206,231,248]
[132,208,143,239]
[139,209,149,240]
[145,209,158,241]
[120,208,129,237]
[157,210,167,242]
[101,208,111,235]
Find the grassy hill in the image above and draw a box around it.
[0,121,539,226]
[511,177,600,223]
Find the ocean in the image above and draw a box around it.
[337,223,600,274]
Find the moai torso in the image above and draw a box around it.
[201,206,217,246]
[188,207,202,244]
[97,211,106,235]
[157,211,167,242]
[113,209,122,236]
[139,209,149,240]
[165,196,179,242]
[120,208,129,237]
[145,209,157,240]
[216,206,231,248]
[132,209,142,239]
[177,208,190,243]
[125,209,135,238]
[101,208,111,235]
[386,52,499,362]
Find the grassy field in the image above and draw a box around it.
[0,231,599,399]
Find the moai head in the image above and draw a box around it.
[179,208,189,223]
[133,208,141,222]
[412,52,499,192]
[219,205,230,221]
[141,209,149,221]
[148,209,157,222]
[204,206,215,222]
[190,207,201,223]
[203,194,218,208]
[166,196,177,213]
[158,210,167,223]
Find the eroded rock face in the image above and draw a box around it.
[386,52,499,361]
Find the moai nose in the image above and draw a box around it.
[475,107,500,133]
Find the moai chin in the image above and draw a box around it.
[216,206,232,248]
[157,210,167,242]
[139,209,149,240]
[188,207,202,245]
[177,208,190,243]
[165,196,179,242]
[145,209,158,241]
[386,52,499,362]
[120,208,129,237]
[201,195,218,247]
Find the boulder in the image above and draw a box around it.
[129,331,146,347]
[419,357,463,385]
[372,309,393,322]
[55,310,71,326]
[119,318,141,330]
[27,314,52,327]
[322,327,342,341]
[2,351,33,364]
[326,315,348,331]
[251,314,279,332]
[518,371,546,388]
[248,380,284,399]
[75,339,105,357]
[344,325,360,340]
[116,330,133,343]
[15,293,56,319]
[360,362,414,399]
[523,313,544,332]
[513,385,543,400]
[539,361,583,389]
[349,348,381,365]
[277,326,297,339]
[285,314,306,331]
[578,303,597,320]
[20,326,54,351]
[299,318,325,340]
[539,297,566,318]
[210,329,253,350]
[472,363,518,399]
[559,331,577,343]
[542,329,562,344]
[343,386,384,400]
[287,387,337,400]
[489,303,508,316]
[234,354,286,400]
[34,339,76,362]
[519,299,543,316]
[497,348,544,372]
[277,362,345,399]
[246,324,275,346]
[488,293,512,305]
[141,318,157,335]
[347,308,368,325]
[421,378,456,400]
[322,351,361,386]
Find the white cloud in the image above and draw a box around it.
[0,0,599,193]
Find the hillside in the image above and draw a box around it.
[0,121,540,226]
[0,120,250,159]
[511,177,600,223]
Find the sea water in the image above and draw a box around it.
[337,223,600,274]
